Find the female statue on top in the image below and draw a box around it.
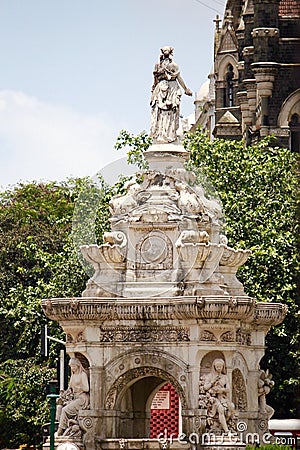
[150,46,192,144]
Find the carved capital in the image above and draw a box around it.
[251,62,280,97]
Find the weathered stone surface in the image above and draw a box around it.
[150,47,192,144]
[42,51,287,448]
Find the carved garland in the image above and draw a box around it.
[236,329,251,346]
[200,329,251,345]
[99,326,190,342]
[232,368,247,411]
[67,331,85,343]
[105,366,187,410]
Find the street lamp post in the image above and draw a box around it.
[46,381,59,450]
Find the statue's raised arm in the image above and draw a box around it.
[150,46,192,144]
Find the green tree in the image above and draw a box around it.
[0,177,116,447]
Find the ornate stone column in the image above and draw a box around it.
[237,90,251,141]
[251,62,280,128]
[244,78,257,125]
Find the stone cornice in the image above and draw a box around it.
[252,28,280,38]
[255,303,288,326]
[42,296,287,326]
[242,46,254,57]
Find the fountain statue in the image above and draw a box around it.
[150,46,192,143]
[42,47,287,450]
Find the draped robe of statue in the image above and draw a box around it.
[200,358,235,433]
[150,46,192,144]
[56,358,90,437]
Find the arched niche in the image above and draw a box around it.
[278,89,300,127]
[72,352,90,379]
[232,351,249,379]
[200,350,226,376]
[74,352,90,370]
[105,367,185,439]
[216,55,238,82]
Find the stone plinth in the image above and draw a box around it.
[144,143,189,171]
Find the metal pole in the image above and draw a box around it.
[47,393,59,450]
[59,349,65,392]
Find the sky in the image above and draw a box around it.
[0,0,226,189]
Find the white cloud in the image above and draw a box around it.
[0,90,126,188]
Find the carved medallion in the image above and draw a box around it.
[141,234,168,263]
[136,230,173,269]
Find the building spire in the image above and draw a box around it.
[213,14,222,31]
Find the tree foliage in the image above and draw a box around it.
[0,178,115,446]
[114,129,151,169]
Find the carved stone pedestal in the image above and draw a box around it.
[42,143,286,449]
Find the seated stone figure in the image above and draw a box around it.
[56,357,90,437]
[199,358,236,433]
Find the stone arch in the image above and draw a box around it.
[232,351,249,379]
[217,55,238,82]
[278,88,300,127]
[200,350,226,376]
[105,366,187,410]
[145,380,168,412]
[232,368,247,411]
[104,348,188,384]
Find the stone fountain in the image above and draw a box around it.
[42,47,287,450]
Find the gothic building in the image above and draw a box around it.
[212,0,300,151]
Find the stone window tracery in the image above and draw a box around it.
[224,63,234,107]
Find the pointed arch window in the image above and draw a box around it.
[224,63,234,107]
[289,113,300,153]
